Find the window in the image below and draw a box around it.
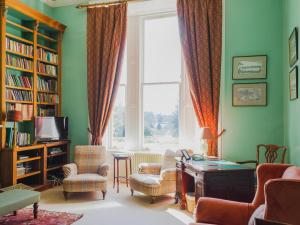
[143,16,182,150]
[110,48,127,148]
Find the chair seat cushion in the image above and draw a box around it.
[248,204,265,225]
[129,174,161,187]
[0,189,40,216]
[63,173,107,192]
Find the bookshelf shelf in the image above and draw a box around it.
[47,164,64,172]
[6,100,33,104]
[37,32,57,43]
[6,86,33,91]
[0,0,67,190]
[37,44,57,53]
[6,20,34,33]
[6,50,34,59]
[6,33,33,45]
[47,152,67,158]
[37,59,58,66]
[17,156,41,163]
[6,65,33,73]
[17,171,41,180]
[37,72,57,79]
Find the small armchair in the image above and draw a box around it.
[191,164,300,225]
[129,150,177,203]
[63,145,109,200]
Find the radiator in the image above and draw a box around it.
[129,151,163,173]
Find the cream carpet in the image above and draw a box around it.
[39,183,193,225]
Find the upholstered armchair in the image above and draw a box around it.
[190,164,300,225]
[63,146,109,200]
[129,150,177,203]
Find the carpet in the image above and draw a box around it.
[0,208,83,225]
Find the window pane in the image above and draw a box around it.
[143,84,179,150]
[144,16,181,83]
[112,86,126,148]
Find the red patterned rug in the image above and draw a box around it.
[0,208,83,225]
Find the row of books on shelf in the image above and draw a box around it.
[38,78,57,92]
[7,103,33,121]
[37,93,59,104]
[6,89,33,101]
[37,62,57,76]
[6,37,33,57]
[6,54,33,70]
[38,48,58,64]
[6,73,32,89]
[17,162,34,176]
[5,129,31,148]
[38,108,56,116]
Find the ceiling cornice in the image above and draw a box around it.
[41,0,89,7]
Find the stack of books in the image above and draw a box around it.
[37,62,57,76]
[17,132,31,146]
[38,48,58,64]
[6,55,33,70]
[6,89,33,101]
[6,103,33,120]
[5,127,14,148]
[38,107,55,116]
[37,93,59,104]
[6,73,32,88]
[38,78,57,92]
[6,37,33,56]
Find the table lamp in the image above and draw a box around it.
[7,110,23,148]
[199,127,213,155]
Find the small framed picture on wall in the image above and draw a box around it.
[232,55,267,80]
[232,83,267,106]
[289,27,298,67]
[289,66,298,100]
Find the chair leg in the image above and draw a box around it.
[151,196,156,204]
[33,202,38,219]
[130,189,134,196]
[63,191,68,200]
[102,191,107,200]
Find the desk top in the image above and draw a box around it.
[179,159,254,172]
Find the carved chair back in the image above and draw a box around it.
[256,144,287,166]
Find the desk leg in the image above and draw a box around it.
[126,159,128,187]
[117,159,120,193]
[113,158,116,188]
[180,168,187,210]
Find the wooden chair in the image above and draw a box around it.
[237,144,287,167]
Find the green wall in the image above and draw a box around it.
[23,0,286,161]
[221,0,284,162]
[283,0,300,166]
[21,0,53,17]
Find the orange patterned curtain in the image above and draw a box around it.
[177,0,222,156]
[87,3,127,145]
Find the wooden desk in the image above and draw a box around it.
[176,159,255,210]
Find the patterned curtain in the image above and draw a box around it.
[177,0,222,156]
[87,3,127,145]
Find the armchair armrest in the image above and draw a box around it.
[265,179,300,224]
[63,163,78,178]
[138,163,161,175]
[98,163,109,177]
[160,168,176,181]
[194,197,253,225]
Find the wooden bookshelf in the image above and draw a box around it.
[0,0,67,189]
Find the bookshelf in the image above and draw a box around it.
[0,0,67,189]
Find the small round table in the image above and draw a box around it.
[113,152,132,193]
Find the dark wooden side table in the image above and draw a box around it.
[113,153,132,193]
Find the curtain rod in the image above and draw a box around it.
[76,0,144,8]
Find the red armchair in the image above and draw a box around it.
[191,164,300,225]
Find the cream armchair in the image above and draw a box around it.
[63,146,109,200]
[129,150,177,203]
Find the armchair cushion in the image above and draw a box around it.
[160,168,176,181]
[130,174,161,186]
[248,204,265,225]
[138,163,161,175]
[63,174,107,192]
[63,163,78,178]
[98,163,109,177]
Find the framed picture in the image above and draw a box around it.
[232,55,267,80]
[232,83,267,106]
[289,27,298,67]
[181,149,191,161]
[289,66,298,100]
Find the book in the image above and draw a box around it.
[38,48,58,64]
[6,54,33,70]
[6,37,33,56]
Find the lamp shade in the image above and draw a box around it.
[199,127,213,140]
[7,110,23,122]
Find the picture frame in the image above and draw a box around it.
[289,28,298,67]
[181,149,191,161]
[232,83,267,106]
[289,66,298,100]
[232,55,267,80]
